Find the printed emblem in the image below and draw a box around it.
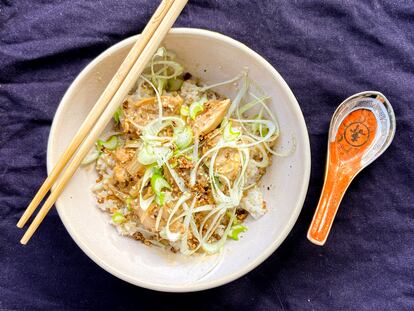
[334,109,377,160]
[344,122,370,147]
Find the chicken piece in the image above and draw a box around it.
[201,129,222,160]
[114,148,132,163]
[191,99,230,136]
[129,178,143,198]
[113,165,129,183]
[113,147,143,182]
[214,148,241,182]
[134,199,184,234]
[135,203,158,232]
[176,156,193,169]
[202,130,241,182]
[128,95,183,126]
[126,156,146,177]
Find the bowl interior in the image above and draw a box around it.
[48,28,310,292]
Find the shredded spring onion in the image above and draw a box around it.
[139,167,156,211]
[140,75,163,118]
[200,72,243,92]
[226,70,248,117]
[165,160,187,192]
[163,192,191,242]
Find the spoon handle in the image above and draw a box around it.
[307,162,354,245]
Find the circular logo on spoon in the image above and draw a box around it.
[344,122,370,147]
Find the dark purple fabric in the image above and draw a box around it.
[1,1,413,310]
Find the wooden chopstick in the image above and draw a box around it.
[19,0,188,244]
[16,0,175,229]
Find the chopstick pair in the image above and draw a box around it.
[17,0,188,244]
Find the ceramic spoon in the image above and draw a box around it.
[307,91,396,246]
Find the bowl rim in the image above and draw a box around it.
[47,27,311,292]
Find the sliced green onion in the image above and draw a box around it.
[97,135,118,150]
[226,210,240,224]
[170,159,178,168]
[155,191,172,206]
[155,192,165,206]
[152,166,163,176]
[125,197,133,211]
[259,125,269,137]
[223,121,241,141]
[112,212,126,224]
[228,224,247,240]
[174,126,193,150]
[153,47,166,58]
[180,105,189,117]
[138,145,156,165]
[167,78,184,91]
[151,174,171,196]
[189,100,205,120]
[81,146,100,165]
[113,107,122,124]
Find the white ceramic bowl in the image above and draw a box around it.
[48,28,310,292]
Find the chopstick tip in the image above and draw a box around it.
[17,213,29,228]
[20,233,30,245]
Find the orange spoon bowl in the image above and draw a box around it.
[308,91,396,246]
